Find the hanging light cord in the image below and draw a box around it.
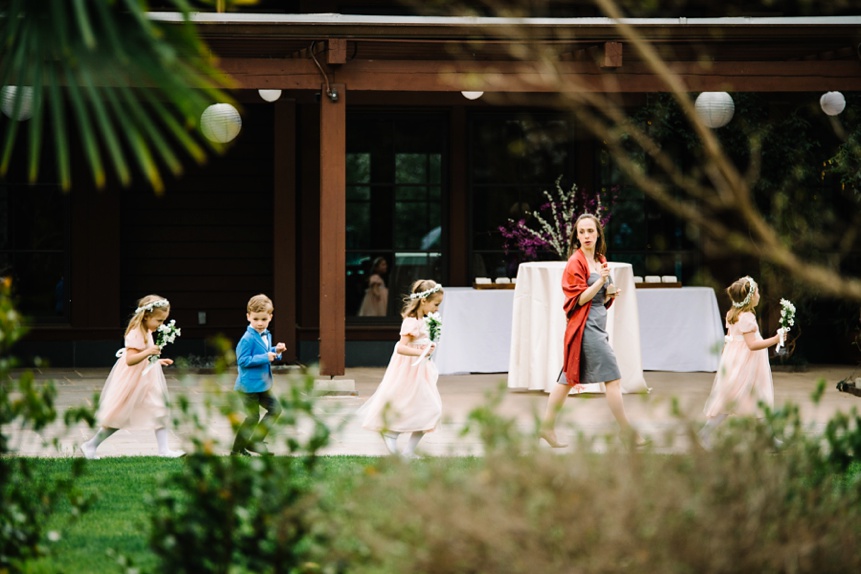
[309,41,339,102]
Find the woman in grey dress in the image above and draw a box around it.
[540,213,646,448]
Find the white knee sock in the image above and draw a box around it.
[155,427,171,454]
[382,432,400,455]
[82,428,116,459]
[93,427,117,446]
[404,431,425,456]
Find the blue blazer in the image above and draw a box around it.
[235,326,281,393]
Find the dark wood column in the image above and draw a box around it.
[273,98,297,362]
[319,84,346,375]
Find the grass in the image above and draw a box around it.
[23,455,410,574]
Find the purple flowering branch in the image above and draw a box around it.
[499,177,617,260]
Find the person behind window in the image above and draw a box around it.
[358,256,389,317]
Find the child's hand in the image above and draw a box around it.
[275,342,287,353]
[158,358,174,367]
[147,344,161,356]
[427,342,437,356]
[267,351,277,362]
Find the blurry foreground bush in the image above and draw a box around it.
[148,375,861,574]
[0,279,93,570]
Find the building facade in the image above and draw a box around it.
[4,2,861,369]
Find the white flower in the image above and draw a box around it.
[424,312,442,343]
[149,319,181,364]
[778,299,796,330]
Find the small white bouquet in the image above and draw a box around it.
[412,312,442,366]
[776,298,795,353]
[425,312,442,343]
[147,319,181,370]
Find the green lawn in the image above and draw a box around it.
[24,456,391,574]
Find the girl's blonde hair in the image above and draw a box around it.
[567,213,607,258]
[401,279,444,318]
[125,294,170,336]
[726,276,757,325]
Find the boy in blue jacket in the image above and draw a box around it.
[231,294,286,456]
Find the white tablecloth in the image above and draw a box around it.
[507,261,649,394]
[435,287,515,375]
[636,287,724,372]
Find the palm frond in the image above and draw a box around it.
[0,0,236,191]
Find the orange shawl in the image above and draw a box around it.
[561,249,615,386]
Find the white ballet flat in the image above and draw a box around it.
[159,449,186,458]
[80,441,100,460]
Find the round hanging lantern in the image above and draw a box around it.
[1,85,34,121]
[200,103,242,143]
[694,92,735,128]
[820,91,846,116]
[461,91,484,100]
[258,89,282,103]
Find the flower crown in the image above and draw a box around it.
[135,298,170,314]
[732,277,757,309]
[409,284,443,300]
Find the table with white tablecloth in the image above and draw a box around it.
[636,287,724,372]
[507,261,649,394]
[434,287,515,375]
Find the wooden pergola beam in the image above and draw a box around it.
[220,58,861,92]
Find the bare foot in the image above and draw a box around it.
[539,430,568,449]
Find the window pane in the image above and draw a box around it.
[0,183,68,322]
[395,153,428,184]
[347,153,371,184]
[347,185,370,201]
[346,202,371,248]
[346,113,446,320]
[472,116,570,184]
[395,185,426,201]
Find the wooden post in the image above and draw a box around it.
[273,99,297,362]
[319,84,346,375]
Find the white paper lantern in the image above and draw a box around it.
[200,103,242,143]
[461,91,484,100]
[258,89,282,103]
[694,92,735,128]
[820,91,846,116]
[1,85,34,121]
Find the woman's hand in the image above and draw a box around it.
[605,287,621,304]
[599,262,611,281]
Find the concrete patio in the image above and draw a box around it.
[4,365,860,458]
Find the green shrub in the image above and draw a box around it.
[0,279,93,570]
[147,372,333,573]
[317,395,861,573]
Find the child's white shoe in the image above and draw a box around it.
[159,449,186,458]
[80,440,100,460]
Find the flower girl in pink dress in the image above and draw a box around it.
[700,276,786,448]
[80,294,184,459]
[357,279,444,459]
